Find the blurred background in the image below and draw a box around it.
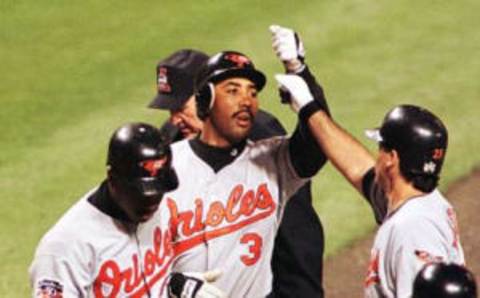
[1,0,479,295]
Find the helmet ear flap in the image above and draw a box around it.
[196,82,215,120]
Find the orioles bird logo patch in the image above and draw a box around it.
[140,157,167,177]
[225,54,251,68]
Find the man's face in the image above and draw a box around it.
[169,96,203,139]
[109,175,165,223]
[207,77,259,145]
[121,189,163,223]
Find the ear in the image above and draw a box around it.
[106,169,122,191]
[106,167,113,180]
[388,150,401,173]
[105,171,117,196]
[106,171,116,189]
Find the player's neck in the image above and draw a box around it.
[387,178,425,213]
[200,121,233,148]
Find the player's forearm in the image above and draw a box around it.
[307,111,375,192]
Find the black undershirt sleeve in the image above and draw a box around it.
[289,121,327,178]
[288,66,329,178]
[361,167,388,224]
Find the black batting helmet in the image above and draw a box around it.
[413,263,477,298]
[366,104,448,191]
[195,51,266,120]
[107,122,178,197]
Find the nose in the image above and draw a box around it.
[239,91,253,107]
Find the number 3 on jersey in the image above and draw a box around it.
[240,233,263,266]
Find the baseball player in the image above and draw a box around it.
[273,24,465,297]
[160,44,329,297]
[413,263,477,298]
[148,49,325,297]
[29,123,225,298]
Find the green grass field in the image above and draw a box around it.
[1,0,479,295]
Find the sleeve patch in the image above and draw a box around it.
[36,279,63,298]
[414,250,444,264]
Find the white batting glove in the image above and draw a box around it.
[269,24,306,73]
[275,74,313,113]
[168,269,227,298]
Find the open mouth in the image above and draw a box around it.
[234,111,253,127]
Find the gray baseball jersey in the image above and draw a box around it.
[165,137,308,298]
[364,189,465,298]
[29,186,175,298]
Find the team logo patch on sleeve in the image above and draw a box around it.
[414,250,443,263]
[36,279,63,298]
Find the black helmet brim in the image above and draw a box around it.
[210,68,266,91]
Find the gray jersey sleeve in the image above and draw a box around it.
[29,234,93,298]
[29,254,88,297]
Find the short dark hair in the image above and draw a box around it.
[380,144,439,193]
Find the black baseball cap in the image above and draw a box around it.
[148,49,209,111]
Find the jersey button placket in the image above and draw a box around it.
[204,174,220,270]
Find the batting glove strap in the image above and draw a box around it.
[299,100,323,123]
[168,272,204,298]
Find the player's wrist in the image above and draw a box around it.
[299,100,323,122]
[284,59,305,74]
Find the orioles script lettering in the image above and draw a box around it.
[167,183,275,239]
[93,226,174,297]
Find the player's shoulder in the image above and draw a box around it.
[35,188,110,255]
[244,136,289,155]
[388,190,452,233]
[247,135,288,148]
[249,110,287,140]
[170,139,194,160]
[170,138,191,152]
[398,189,451,218]
[170,139,196,167]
